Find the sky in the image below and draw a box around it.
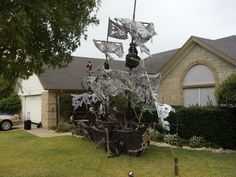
[72,0,236,60]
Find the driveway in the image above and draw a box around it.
[12,124,72,138]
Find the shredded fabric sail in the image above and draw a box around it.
[93,40,124,60]
[71,93,101,110]
[72,69,175,131]
[115,18,157,55]
[88,69,161,109]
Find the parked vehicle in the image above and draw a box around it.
[0,113,22,131]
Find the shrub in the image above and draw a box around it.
[0,78,13,99]
[55,122,71,133]
[178,137,189,147]
[141,110,158,124]
[189,135,206,148]
[167,106,236,149]
[215,73,236,106]
[151,131,164,142]
[164,134,179,146]
[59,94,73,121]
[0,94,21,113]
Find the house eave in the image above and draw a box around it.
[160,36,236,80]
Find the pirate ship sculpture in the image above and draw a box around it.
[70,1,175,157]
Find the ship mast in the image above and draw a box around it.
[127,0,138,123]
[133,0,137,21]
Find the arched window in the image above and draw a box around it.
[183,64,216,107]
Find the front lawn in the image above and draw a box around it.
[0,130,236,177]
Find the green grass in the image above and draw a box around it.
[0,131,236,177]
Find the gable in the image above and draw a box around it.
[160,36,236,79]
[18,74,45,96]
[195,35,236,62]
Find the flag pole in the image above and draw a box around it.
[127,0,137,122]
[104,17,111,119]
[131,0,137,44]
[105,17,110,61]
[133,0,137,21]
[106,17,110,42]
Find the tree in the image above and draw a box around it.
[215,73,236,106]
[0,77,13,98]
[0,0,100,79]
[0,93,21,113]
[0,77,21,113]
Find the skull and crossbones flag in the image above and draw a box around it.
[108,19,128,40]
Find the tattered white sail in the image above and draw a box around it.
[72,69,175,131]
[71,93,101,109]
[89,69,161,109]
[93,40,124,60]
[116,18,156,55]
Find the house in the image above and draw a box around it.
[18,35,236,127]
[145,35,236,106]
[18,58,130,127]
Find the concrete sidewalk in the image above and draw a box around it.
[15,124,72,138]
[24,128,72,138]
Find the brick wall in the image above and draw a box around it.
[158,44,236,105]
[41,91,57,127]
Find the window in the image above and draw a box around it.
[183,64,216,107]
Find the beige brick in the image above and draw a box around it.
[158,44,236,105]
[41,91,58,128]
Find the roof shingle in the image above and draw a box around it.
[144,48,179,73]
[38,57,131,90]
[196,35,236,61]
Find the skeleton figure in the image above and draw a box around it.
[160,120,170,131]
[86,61,93,76]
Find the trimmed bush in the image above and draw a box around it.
[189,136,206,148]
[55,122,71,132]
[164,134,178,146]
[59,94,73,121]
[0,94,21,113]
[142,110,158,124]
[167,106,236,149]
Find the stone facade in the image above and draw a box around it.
[41,91,58,127]
[158,43,236,105]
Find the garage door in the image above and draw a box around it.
[25,95,42,124]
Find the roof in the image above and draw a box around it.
[38,56,132,90]
[144,48,179,73]
[145,35,236,74]
[195,35,236,62]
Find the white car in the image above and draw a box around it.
[0,113,22,131]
